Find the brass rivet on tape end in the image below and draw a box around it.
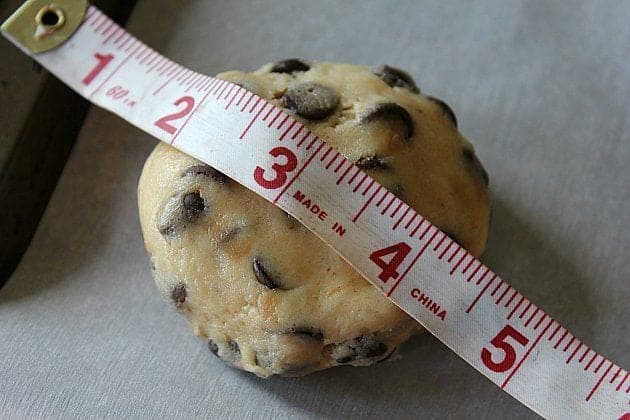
[1,0,87,54]
[35,5,66,32]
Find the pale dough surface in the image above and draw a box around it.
[138,60,490,376]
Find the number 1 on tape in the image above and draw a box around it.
[2,1,627,418]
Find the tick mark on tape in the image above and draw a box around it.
[238,90,254,110]
[225,86,242,109]
[467,262,483,282]
[585,353,599,371]
[585,360,613,401]
[279,120,298,141]
[297,131,311,147]
[387,228,439,297]
[567,342,582,364]
[501,318,553,388]
[277,114,291,129]
[306,136,319,150]
[466,273,496,314]
[432,232,447,251]
[381,194,397,215]
[507,296,525,319]
[578,347,591,364]
[392,205,410,230]
[504,290,518,307]
[554,330,569,349]
[89,45,139,99]
[352,184,382,223]
[235,88,250,107]
[450,252,468,275]
[325,152,341,170]
[495,285,512,305]
[347,166,362,185]
[239,100,268,139]
[273,142,324,205]
[291,124,304,140]
[615,371,628,391]
[336,162,354,184]
[447,245,462,263]
[610,366,622,383]
[408,218,424,237]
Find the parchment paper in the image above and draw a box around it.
[1,1,628,418]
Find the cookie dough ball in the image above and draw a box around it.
[138,59,490,377]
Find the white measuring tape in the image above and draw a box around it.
[2,2,628,418]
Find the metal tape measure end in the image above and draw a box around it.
[1,0,88,53]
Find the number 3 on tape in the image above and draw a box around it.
[1,1,627,418]
[254,147,298,190]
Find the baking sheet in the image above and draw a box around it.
[1,0,628,418]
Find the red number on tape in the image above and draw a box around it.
[154,96,195,135]
[106,86,128,99]
[82,53,114,85]
[481,325,529,373]
[369,242,412,282]
[254,147,298,189]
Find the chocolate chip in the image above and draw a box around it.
[373,65,419,93]
[427,96,457,127]
[332,334,388,363]
[283,82,339,120]
[229,340,240,355]
[252,258,281,289]
[356,156,389,170]
[208,339,219,357]
[183,164,230,185]
[170,283,187,308]
[441,230,462,247]
[157,191,207,236]
[286,327,324,341]
[183,191,205,214]
[271,59,310,74]
[462,148,489,186]
[359,102,414,141]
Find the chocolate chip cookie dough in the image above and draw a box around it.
[138,59,491,377]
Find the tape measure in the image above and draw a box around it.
[2,1,628,418]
